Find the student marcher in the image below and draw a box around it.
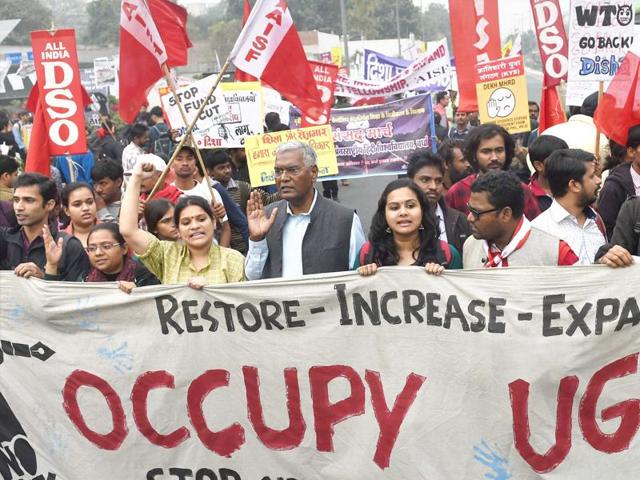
[531,149,606,264]
[0,173,89,280]
[0,155,19,202]
[43,222,160,293]
[462,170,579,268]
[445,123,541,220]
[61,183,99,248]
[407,151,470,255]
[144,199,180,241]
[120,160,245,288]
[595,196,639,266]
[527,135,569,212]
[245,141,366,280]
[437,139,472,194]
[91,159,124,222]
[598,125,640,238]
[355,178,462,277]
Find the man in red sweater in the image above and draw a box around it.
[445,123,541,220]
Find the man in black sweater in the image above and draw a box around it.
[0,173,89,281]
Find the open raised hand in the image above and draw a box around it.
[246,190,278,241]
[42,223,64,274]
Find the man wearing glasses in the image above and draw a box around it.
[462,170,578,269]
[245,141,366,280]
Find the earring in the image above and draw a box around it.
[419,226,425,230]
[385,227,391,233]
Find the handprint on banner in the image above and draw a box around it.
[474,439,512,480]
[487,87,516,118]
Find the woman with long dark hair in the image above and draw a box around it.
[356,178,461,276]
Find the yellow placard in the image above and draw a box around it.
[330,46,343,67]
[475,56,531,134]
[245,125,338,187]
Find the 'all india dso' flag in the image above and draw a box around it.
[229,0,323,120]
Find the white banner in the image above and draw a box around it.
[161,77,264,149]
[0,266,639,479]
[568,0,636,82]
[335,38,452,98]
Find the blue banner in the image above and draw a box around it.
[5,52,22,65]
[363,49,410,82]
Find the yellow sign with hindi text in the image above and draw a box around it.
[245,125,338,187]
[475,55,531,134]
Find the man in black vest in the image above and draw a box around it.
[245,141,366,279]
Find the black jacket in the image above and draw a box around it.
[0,225,90,281]
[439,199,471,256]
[595,196,640,260]
[598,163,636,238]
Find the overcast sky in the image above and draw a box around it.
[416,0,571,36]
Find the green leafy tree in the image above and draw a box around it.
[0,0,52,45]
[190,5,226,41]
[54,0,89,37]
[84,0,120,46]
[420,3,451,44]
[207,19,242,60]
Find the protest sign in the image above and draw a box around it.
[335,39,451,98]
[530,0,569,85]
[325,94,433,180]
[363,49,410,82]
[300,60,339,127]
[161,77,263,148]
[568,0,636,82]
[262,86,292,126]
[1,264,639,479]
[93,57,117,90]
[476,56,531,134]
[244,124,338,187]
[31,29,87,155]
[331,46,343,67]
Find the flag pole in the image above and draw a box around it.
[594,81,604,163]
[159,63,216,204]
[147,59,231,200]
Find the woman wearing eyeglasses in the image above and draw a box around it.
[355,179,462,276]
[42,223,159,293]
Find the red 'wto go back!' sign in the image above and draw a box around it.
[31,29,87,155]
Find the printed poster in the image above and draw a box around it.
[475,55,531,134]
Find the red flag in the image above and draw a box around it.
[147,0,192,67]
[235,0,258,82]
[118,0,191,124]
[449,0,501,112]
[538,77,566,133]
[229,0,323,119]
[25,85,92,176]
[593,49,640,147]
[301,60,339,127]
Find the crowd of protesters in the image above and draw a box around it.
[0,90,638,294]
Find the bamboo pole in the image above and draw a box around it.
[147,59,231,200]
[594,81,604,163]
[158,64,216,203]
